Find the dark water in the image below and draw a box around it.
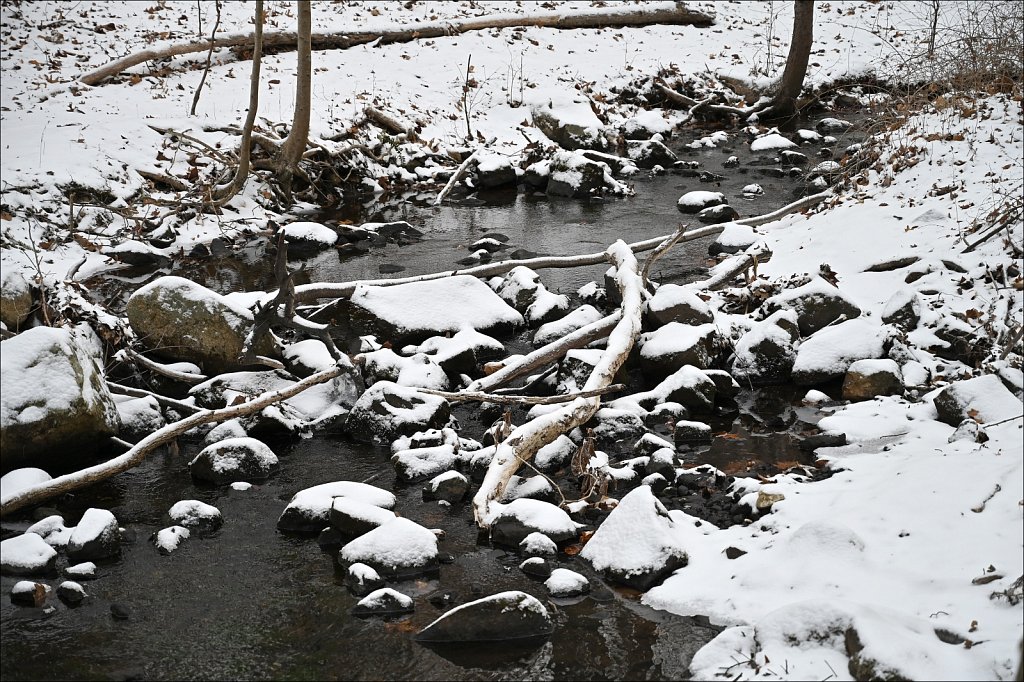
[4,119,862,680]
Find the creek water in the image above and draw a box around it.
[1,118,863,681]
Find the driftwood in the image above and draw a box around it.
[79,3,714,86]
[0,363,347,517]
[692,243,772,291]
[433,149,480,206]
[472,240,646,526]
[418,383,625,406]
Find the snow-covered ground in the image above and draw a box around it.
[1,2,1021,680]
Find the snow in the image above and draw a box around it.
[1,468,52,501]
[26,516,73,548]
[750,131,797,151]
[64,562,97,579]
[488,498,582,537]
[533,304,604,346]
[356,587,413,610]
[934,374,1023,425]
[339,517,438,571]
[677,191,725,209]
[154,526,190,554]
[847,358,901,378]
[68,508,117,551]
[520,532,558,556]
[0,533,57,573]
[792,318,889,380]
[168,500,222,528]
[647,284,712,321]
[283,481,396,518]
[392,444,460,480]
[193,437,278,474]
[331,497,396,528]
[545,568,589,596]
[535,435,577,470]
[420,591,549,633]
[639,323,717,362]
[280,221,338,246]
[282,339,337,373]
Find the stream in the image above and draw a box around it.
[1,116,865,681]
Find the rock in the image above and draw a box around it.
[702,369,740,403]
[535,435,576,471]
[65,562,97,580]
[531,99,610,151]
[677,191,725,214]
[496,266,544,312]
[645,447,676,478]
[345,562,385,597]
[189,437,279,484]
[708,222,759,256]
[153,526,190,554]
[277,481,395,533]
[881,288,922,331]
[1,325,120,471]
[279,221,338,250]
[526,289,571,326]
[415,590,553,643]
[423,470,470,503]
[520,532,558,558]
[816,117,852,134]
[350,275,523,343]
[617,365,717,414]
[345,381,451,445]
[57,581,87,605]
[626,139,678,169]
[10,580,49,606]
[842,359,904,401]
[113,394,165,440]
[110,603,131,620]
[339,517,439,579]
[26,515,73,549]
[750,131,797,152]
[557,348,607,392]
[126,276,275,374]
[792,318,889,386]
[490,499,582,547]
[519,557,553,578]
[533,304,604,347]
[353,587,415,617]
[0,269,33,329]
[639,322,718,375]
[168,500,223,532]
[591,408,647,447]
[697,204,740,224]
[780,149,809,165]
[546,152,616,199]
[522,159,551,191]
[0,468,52,501]
[933,374,1023,426]
[674,420,713,444]
[203,419,248,446]
[948,418,989,443]
[580,486,687,591]
[330,497,397,537]
[764,277,861,337]
[1,533,58,575]
[282,339,344,378]
[647,284,714,327]
[731,310,799,386]
[67,508,120,562]
[545,568,590,598]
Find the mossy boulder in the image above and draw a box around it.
[0,270,34,330]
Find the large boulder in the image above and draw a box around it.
[580,486,687,591]
[1,325,120,471]
[531,97,610,151]
[67,508,120,563]
[842,359,903,401]
[792,318,889,386]
[764,277,861,336]
[932,375,1022,427]
[345,381,451,444]
[1,533,58,575]
[546,152,616,199]
[189,437,279,484]
[489,499,582,547]
[639,323,718,376]
[126,276,275,375]
[473,152,517,189]
[626,139,678,169]
[731,310,799,386]
[349,275,524,343]
[0,269,33,330]
[416,590,553,643]
[277,481,395,533]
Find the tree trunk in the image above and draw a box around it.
[275,0,312,203]
[761,0,814,120]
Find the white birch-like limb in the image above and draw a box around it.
[433,149,479,206]
[0,364,346,518]
[418,383,625,406]
[472,240,645,527]
[120,348,208,385]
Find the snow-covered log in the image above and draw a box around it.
[472,240,646,527]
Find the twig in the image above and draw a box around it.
[107,381,202,414]
[418,383,626,405]
[120,348,208,384]
[189,0,221,116]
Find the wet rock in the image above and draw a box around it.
[547,152,615,199]
[189,437,279,485]
[933,375,1022,427]
[26,515,73,549]
[168,500,223,532]
[353,587,415,617]
[490,499,582,547]
[339,517,439,579]
[677,190,725,214]
[110,603,131,620]
[473,153,517,190]
[345,562,385,597]
[57,581,87,605]
[152,525,190,554]
[646,284,714,327]
[392,443,460,481]
[519,557,553,578]
[535,435,576,471]
[591,408,647,447]
[626,139,678,169]
[423,470,470,503]
[277,481,395,533]
[780,149,809,165]
[1,533,58,576]
[816,117,852,134]
[279,221,338,250]
[674,420,712,444]
[10,580,49,606]
[0,269,33,329]
[764,276,861,337]
[545,568,590,598]
[639,322,718,375]
[1,325,120,471]
[330,498,397,537]
[702,369,740,404]
[798,432,847,453]
[345,381,451,444]
[731,310,799,386]
[635,433,675,457]
[520,532,558,558]
[64,562,97,580]
[580,486,687,591]
[415,590,553,643]
[842,359,904,401]
[126,276,275,375]
[531,101,610,152]
[522,160,550,191]
[645,447,676,479]
[500,475,558,504]
[881,288,922,331]
[67,508,120,563]
[496,266,544,312]
[619,365,717,414]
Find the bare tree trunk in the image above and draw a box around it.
[211,0,263,205]
[759,0,814,120]
[275,0,312,203]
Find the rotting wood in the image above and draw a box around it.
[1,364,347,517]
[79,4,715,86]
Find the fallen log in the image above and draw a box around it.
[80,3,714,86]
[418,383,625,405]
[0,363,347,518]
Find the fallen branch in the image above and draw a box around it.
[433,149,479,206]
[119,348,208,385]
[80,3,714,86]
[472,240,646,526]
[690,243,772,291]
[419,383,625,406]
[364,106,415,140]
[734,191,829,227]
[107,381,202,415]
[1,364,346,517]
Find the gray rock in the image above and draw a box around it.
[67,508,120,563]
[339,518,439,579]
[1,326,120,471]
[490,499,582,547]
[626,139,678,169]
[532,105,610,152]
[277,481,395,533]
[646,284,714,327]
[881,288,922,331]
[345,562,385,597]
[1,534,58,576]
[547,154,611,199]
[697,204,740,225]
[415,591,553,643]
[764,277,862,337]
[126,276,276,375]
[352,587,415,617]
[474,156,517,189]
[677,191,726,214]
[842,359,903,401]
[345,381,451,444]
[520,557,553,578]
[0,269,33,329]
[423,470,470,503]
[168,500,223,532]
[731,311,800,386]
[545,568,590,598]
[639,323,718,376]
[189,437,279,484]
[674,420,713,444]
[329,497,397,537]
[57,581,87,605]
